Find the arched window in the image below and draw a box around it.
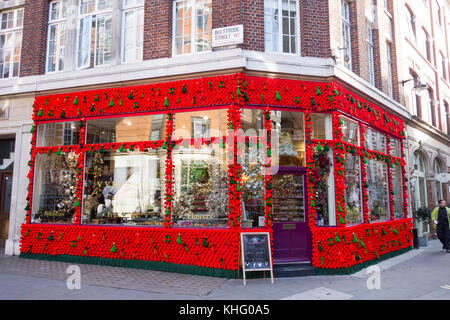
[434,158,444,201]
[413,151,429,234]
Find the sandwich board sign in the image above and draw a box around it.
[240,232,273,286]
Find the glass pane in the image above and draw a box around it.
[367,158,389,221]
[242,143,265,227]
[341,117,360,145]
[83,149,165,225]
[389,137,401,158]
[32,152,79,223]
[173,109,228,140]
[391,165,403,219]
[172,144,228,228]
[37,121,80,147]
[86,114,165,144]
[313,149,333,225]
[311,113,330,140]
[272,111,305,167]
[344,153,363,224]
[77,15,91,67]
[364,127,386,153]
[272,174,305,222]
[241,108,264,136]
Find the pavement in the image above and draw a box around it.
[0,239,449,300]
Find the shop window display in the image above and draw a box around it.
[241,108,264,137]
[82,149,165,225]
[364,127,386,153]
[389,137,401,158]
[86,114,165,144]
[172,144,228,228]
[391,165,403,219]
[272,110,305,167]
[241,141,265,228]
[32,152,78,223]
[37,121,80,147]
[341,117,360,146]
[366,158,389,221]
[343,153,363,224]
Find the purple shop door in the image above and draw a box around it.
[272,169,311,263]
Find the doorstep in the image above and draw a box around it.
[273,261,316,278]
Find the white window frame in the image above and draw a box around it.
[341,0,352,70]
[0,7,23,79]
[263,0,300,55]
[386,42,393,97]
[172,0,212,56]
[121,0,144,63]
[46,0,67,73]
[76,0,113,69]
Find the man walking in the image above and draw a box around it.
[432,200,450,253]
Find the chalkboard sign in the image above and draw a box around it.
[240,232,273,285]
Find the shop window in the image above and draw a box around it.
[173,0,212,56]
[366,158,389,221]
[264,0,299,54]
[391,164,403,219]
[173,109,228,141]
[311,113,331,140]
[172,144,228,228]
[341,116,359,146]
[241,139,266,228]
[389,137,401,158]
[32,152,78,223]
[0,7,23,78]
[343,153,363,224]
[86,114,165,144]
[83,149,165,225]
[272,110,305,167]
[122,0,144,63]
[312,148,335,226]
[37,121,80,147]
[364,127,386,153]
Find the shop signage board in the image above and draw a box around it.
[240,232,274,286]
[212,25,244,47]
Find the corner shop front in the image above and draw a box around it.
[19,73,413,276]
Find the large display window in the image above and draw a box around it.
[343,153,363,224]
[82,149,165,226]
[172,144,228,228]
[366,158,389,221]
[391,164,404,219]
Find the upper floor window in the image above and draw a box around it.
[439,52,447,80]
[419,28,431,61]
[264,0,299,54]
[0,8,23,79]
[444,100,450,135]
[366,24,375,86]
[173,0,212,56]
[341,0,352,70]
[435,1,442,27]
[77,0,113,68]
[404,6,416,41]
[122,0,144,63]
[386,42,393,97]
[46,0,67,73]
